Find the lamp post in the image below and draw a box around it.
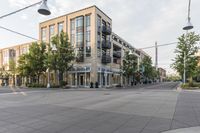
[47,44,57,88]
[182,0,193,84]
[84,66,87,88]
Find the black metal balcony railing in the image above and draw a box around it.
[102,25,112,35]
[113,51,121,58]
[76,54,84,62]
[102,55,111,64]
[97,40,101,49]
[102,40,111,49]
[97,26,101,33]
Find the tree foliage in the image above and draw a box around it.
[171,32,200,80]
[17,42,47,83]
[140,56,159,81]
[46,31,75,84]
[122,51,138,77]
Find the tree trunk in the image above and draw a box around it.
[38,75,40,84]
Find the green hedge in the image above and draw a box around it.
[27,83,46,88]
[181,82,200,89]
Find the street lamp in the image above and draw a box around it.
[84,67,87,88]
[182,0,193,84]
[0,0,51,20]
[183,0,193,30]
[38,0,51,15]
[47,44,57,88]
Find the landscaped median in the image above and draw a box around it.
[180,82,200,90]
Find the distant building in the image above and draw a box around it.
[158,67,166,82]
[0,42,31,85]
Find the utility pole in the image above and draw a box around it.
[155,41,158,70]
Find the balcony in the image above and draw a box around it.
[102,55,111,64]
[76,53,84,62]
[97,26,101,34]
[97,41,101,49]
[102,25,112,35]
[113,51,121,58]
[102,40,111,49]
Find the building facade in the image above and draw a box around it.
[0,5,151,87]
[158,67,166,82]
[0,43,31,85]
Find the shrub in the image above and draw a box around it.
[27,83,45,88]
[60,81,68,87]
[116,84,122,87]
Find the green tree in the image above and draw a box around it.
[171,32,200,83]
[17,54,31,78]
[17,42,47,84]
[151,67,159,80]
[140,56,154,80]
[122,51,138,84]
[47,31,75,86]
[28,42,47,83]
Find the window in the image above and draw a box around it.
[76,16,84,48]
[102,20,106,27]
[58,22,64,34]
[71,19,75,30]
[49,25,55,45]
[97,15,101,27]
[70,34,75,45]
[86,31,91,44]
[2,50,9,65]
[49,25,55,37]
[41,27,46,41]
[76,16,83,27]
[76,32,83,47]
[86,15,91,57]
[70,19,75,46]
[97,15,101,33]
[86,15,91,27]
[21,47,28,54]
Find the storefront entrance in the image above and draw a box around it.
[78,74,84,86]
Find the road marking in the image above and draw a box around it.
[9,86,27,96]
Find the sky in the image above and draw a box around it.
[0,0,200,75]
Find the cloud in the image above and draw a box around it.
[8,0,39,8]
[20,14,28,20]
[5,0,199,74]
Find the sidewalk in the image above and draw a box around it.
[2,82,163,92]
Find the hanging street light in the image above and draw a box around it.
[183,0,193,30]
[38,0,51,15]
[0,0,51,20]
[182,0,194,84]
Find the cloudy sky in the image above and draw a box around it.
[0,0,199,74]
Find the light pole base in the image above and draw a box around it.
[47,83,50,88]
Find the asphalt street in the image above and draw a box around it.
[0,82,200,133]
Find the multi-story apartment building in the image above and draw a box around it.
[0,5,151,87]
[39,5,150,87]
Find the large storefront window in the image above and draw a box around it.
[69,67,91,87]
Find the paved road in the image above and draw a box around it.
[0,82,199,133]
